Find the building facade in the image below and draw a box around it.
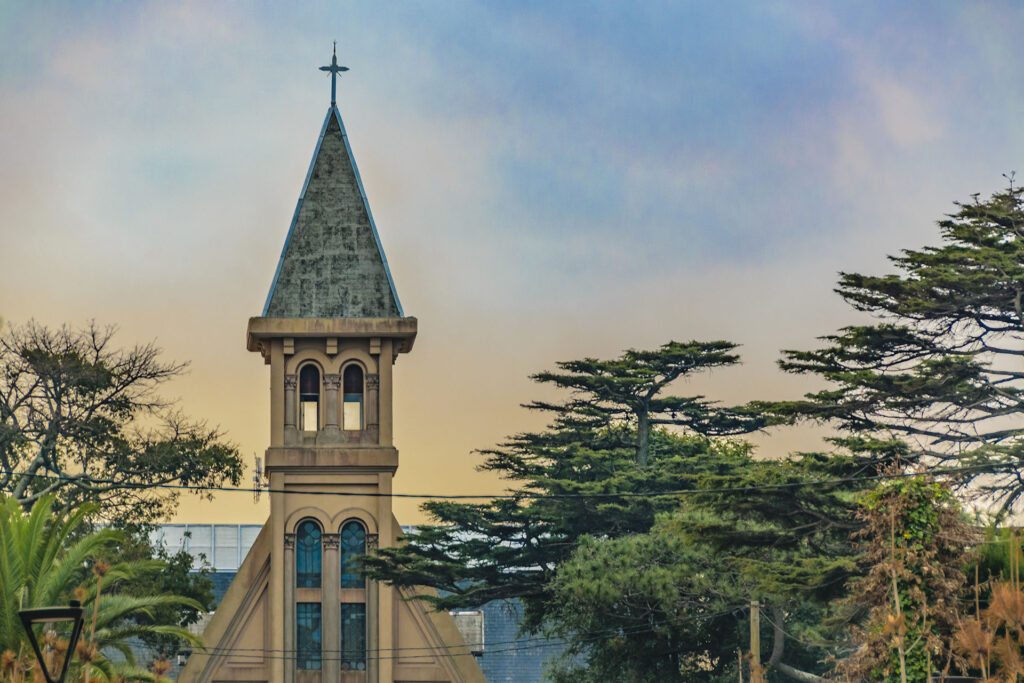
[154,525,559,682]
[177,56,486,683]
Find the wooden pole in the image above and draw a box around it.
[750,600,763,683]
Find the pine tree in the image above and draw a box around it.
[774,181,1024,511]
[544,444,874,682]
[363,341,766,632]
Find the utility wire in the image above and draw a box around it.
[176,607,746,662]
[1,461,1016,502]
[182,605,745,657]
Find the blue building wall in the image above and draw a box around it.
[471,599,563,683]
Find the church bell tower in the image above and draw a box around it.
[179,50,485,683]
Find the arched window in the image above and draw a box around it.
[296,520,322,588]
[299,365,320,431]
[340,521,366,588]
[342,365,363,431]
[340,520,367,672]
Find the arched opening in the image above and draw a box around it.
[340,520,366,588]
[299,364,320,431]
[342,364,363,431]
[296,520,322,588]
[295,519,323,671]
[340,520,367,672]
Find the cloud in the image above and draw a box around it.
[863,73,944,147]
[4,2,1024,523]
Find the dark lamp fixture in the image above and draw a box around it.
[18,599,85,683]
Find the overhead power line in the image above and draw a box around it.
[175,606,746,662]
[1,461,1016,501]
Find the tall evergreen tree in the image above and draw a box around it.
[363,341,766,631]
[774,182,1024,510]
[544,444,878,682]
[528,341,765,466]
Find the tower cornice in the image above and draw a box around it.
[247,316,417,360]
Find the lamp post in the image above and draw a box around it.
[18,600,85,683]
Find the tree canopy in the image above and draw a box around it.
[0,320,243,524]
[528,340,767,466]
[544,445,875,682]
[364,342,769,634]
[774,182,1024,510]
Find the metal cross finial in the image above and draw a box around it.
[319,42,349,106]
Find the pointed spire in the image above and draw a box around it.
[262,64,403,319]
[319,42,349,106]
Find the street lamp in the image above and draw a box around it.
[18,600,85,683]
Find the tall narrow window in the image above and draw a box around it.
[340,603,366,671]
[296,521,322,588]
[340,521,366,588]
[296,602,322,670]
[299,365,320,431]
[342,365,363,430]
[340,520,367,671]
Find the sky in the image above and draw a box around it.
[2,2,1024,524]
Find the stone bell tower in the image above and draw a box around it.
[179,50,485,683]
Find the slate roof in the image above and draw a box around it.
[262,106,404,318]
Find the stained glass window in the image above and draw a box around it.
[342,364,363,430]
[340,603,366,671]
[296,602,322,670]
[340,521,366,588]
[296,521,322,588]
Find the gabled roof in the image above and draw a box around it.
[262,106,404,318]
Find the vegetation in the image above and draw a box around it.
[543,445,878,682]
[950,538,1024,680]
[0,495,202,682]
[363,341,767,633]
[366,343,873,681]
[835,475,977,683]
[774,182,1024,510]
[95,527,214,658]
[0,320,243,525]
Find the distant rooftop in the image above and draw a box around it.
[152,524,263,572]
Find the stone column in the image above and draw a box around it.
[322,533,341,681]
[284,374,298,445]
[365,374,380,443]
[379,340,393,447]
[321,373,342,443]
[366,533,380,683]
[269,473,286,683]
[283,533,296,683]
[376,472,394,682]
